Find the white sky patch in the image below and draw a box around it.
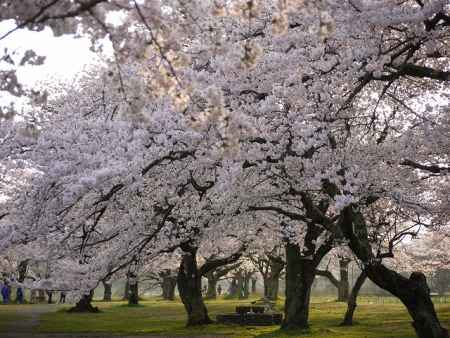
[0,20,99,107]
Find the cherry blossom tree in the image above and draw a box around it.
[316,247,354,302]
[1,1,450,337]
[250,245,285,301]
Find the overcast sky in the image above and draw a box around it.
[0,20,96,81]
[0,20,100,107]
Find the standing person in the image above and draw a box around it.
[217,284,222,296]
[46,290,53,304]
[59,291,66,304]
[16,287,24,304]
[1,283,10,304]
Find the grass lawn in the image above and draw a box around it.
[26,296,450,337]
[0,304,30,331]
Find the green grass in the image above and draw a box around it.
[0,304,30,331]
[2,296,449,337]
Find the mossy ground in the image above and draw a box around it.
[1,296,449,337]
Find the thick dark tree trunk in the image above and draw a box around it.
[369,265,448,338]
[337,259,350,302]
[128,275,139,305]
[102,280,112,302]
[205,274,218,299]
[282,243,317,330]
[18,260,28,283]
[162,275,177,300]
[340,206,449,338]
[68,291,99,313]
[341,270,367,326]
[264,275,280,300]
[177,249,212,326]
[251,278,257,293]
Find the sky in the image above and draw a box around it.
[0,20,98,107]
[0,20,102,201]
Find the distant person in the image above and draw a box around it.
[16,287,24,304]
[1,283,10,304]
[46,290,53,304]
[217,284,222,296]
[59,291,66,304]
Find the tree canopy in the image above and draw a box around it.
[1,1,449,337]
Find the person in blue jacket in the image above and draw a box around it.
[16,287,24,304]
[1,283,10,304]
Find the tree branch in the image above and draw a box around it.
[316,269,340,288]
[401,159,449,174]
[200,248,244,276]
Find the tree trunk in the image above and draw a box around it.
[162,275,177,300]
[37,289,46,303]
[433,269,450,296]
[340,206,449,338]
[282,243,317,330]
[264,275,280,300]
[251,278,257,293]
[30,289,37,304]
[228,278,238,298]
[122,280,129,301]
[102,280,112,302]
[177,250,212,326]
[341,270,367,326]
[128,275,139,305]
[68,291,99,313]
[236,271,245,299]
[205,274,218,299]
[369,265,448,338]
[242,274,250,299]
[17,260,28,283]
[337,259,350,302]
[261,255,284,301]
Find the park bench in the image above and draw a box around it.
[216,304,282,326]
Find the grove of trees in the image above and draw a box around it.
[1,1,449,338]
